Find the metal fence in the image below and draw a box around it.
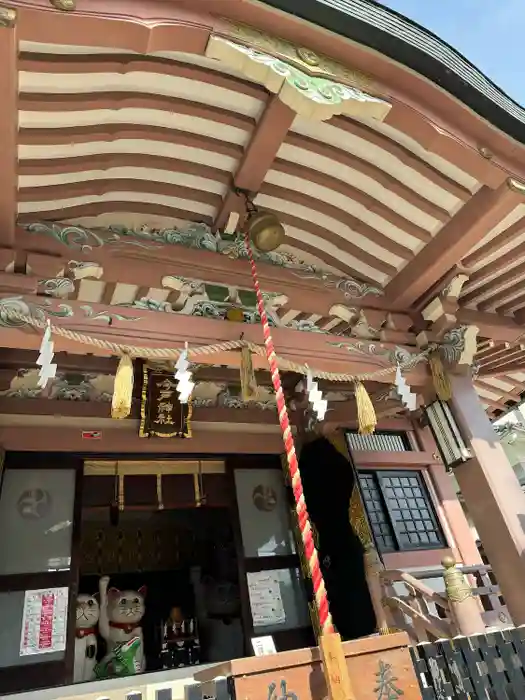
[410,627,525,699]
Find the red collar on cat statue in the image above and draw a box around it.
[109,621,137,634]
[76,627,96,638]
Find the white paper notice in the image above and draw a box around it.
[247,571,286,627]
[251,635,277,656]
[20,587,68,656]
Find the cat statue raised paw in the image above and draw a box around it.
[74,594,99,683]
[98,576,146,676]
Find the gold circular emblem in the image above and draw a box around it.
[296,47,320,67]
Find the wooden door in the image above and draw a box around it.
[0,452,83,694]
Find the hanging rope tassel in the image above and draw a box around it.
[240,345,258,401]
[429,350,452,402]
[111,354,134,419]
[355,381,377,435]
[243,230,334,636]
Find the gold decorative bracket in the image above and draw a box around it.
[206,25,391,122]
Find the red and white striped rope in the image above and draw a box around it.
[243,230,333,635]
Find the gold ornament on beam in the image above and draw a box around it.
[225,307,244,323]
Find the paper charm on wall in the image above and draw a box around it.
[306,368,328,421]
[37,320,57,388]
[394,365,417,412]
[175,344,195,404]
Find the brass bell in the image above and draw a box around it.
[247,211,285,252]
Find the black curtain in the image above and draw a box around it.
[298,437,376,640]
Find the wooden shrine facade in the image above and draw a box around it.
[2,0,525,698]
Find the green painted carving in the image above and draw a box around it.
[38,278,76,298]
[126,296,277,326]
[0,369,113,402]
[121,293,329,334]
[79,305,142,323]
[330,340,425,370]
[22,222,384,300]
[295,269,383,300]
[192,385,276,411]
[221,39,390,112]
[0,296,142,329]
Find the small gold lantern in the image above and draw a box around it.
[247,211,285,252]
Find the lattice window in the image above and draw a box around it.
[358,470,445,553]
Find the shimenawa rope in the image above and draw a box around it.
[4,308,429,383]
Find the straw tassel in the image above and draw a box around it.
[111,354,134,419]
[240,346,258,401]
[429,350,452,402]
[355,381,377,435]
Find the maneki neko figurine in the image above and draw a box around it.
[74,594,100,683]
[96,575,146,677]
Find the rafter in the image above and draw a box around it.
[480,362,525,378]
[463,216,525,269]
[384,179,525,307]
[474,379,522,403]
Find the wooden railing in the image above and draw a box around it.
[379,568,454,644]
[375,557,512,644]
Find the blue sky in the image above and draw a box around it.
[379,0,523,104]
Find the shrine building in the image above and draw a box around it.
[1,0,525,697]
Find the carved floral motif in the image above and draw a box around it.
[38,278,76,299]
[219,20,372,90]
[440,325,479,368]
[22,222,384,301]
[0,296,142,329]
[0,369,114,402]
[330,340,425,371]
[206,37,390,121]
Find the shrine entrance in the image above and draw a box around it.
[298,437,376,640]
[77,459,243,680]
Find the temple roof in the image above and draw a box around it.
[2,0,525,420]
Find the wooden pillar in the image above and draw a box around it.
[442,556,485,635]
[449,373,525,625]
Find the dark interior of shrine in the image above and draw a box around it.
[298,437,377,640]
[78,504,244,672]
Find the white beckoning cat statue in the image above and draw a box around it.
[74,594,100,683]
[98,576,146,675]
